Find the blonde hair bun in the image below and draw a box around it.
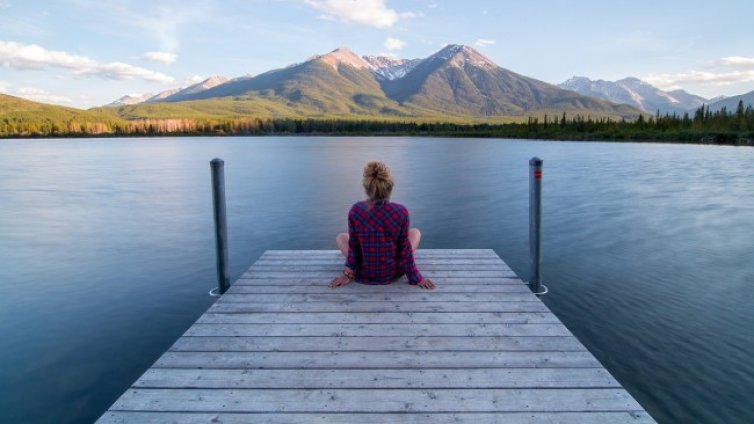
[364,161,391,180]
[363,161,394,202]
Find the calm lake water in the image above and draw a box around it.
[0,137,752,423]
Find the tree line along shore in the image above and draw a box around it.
[2,103,753,146]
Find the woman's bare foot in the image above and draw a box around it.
[329,275,353,288]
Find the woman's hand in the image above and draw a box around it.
[329,274,354,288]
[417,278,436,289]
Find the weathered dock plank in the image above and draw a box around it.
[195,311,560,324]
[153,350,601,369]
[109,387,644,413]
[207,301,552,313]
[169,336,587,352]
[182,322,572,337]
[218,292,539,302]
[98,411,655,424]
[96,249,656,423]
[133,368,622,389]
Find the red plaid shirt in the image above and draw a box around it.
[345,200,423,285]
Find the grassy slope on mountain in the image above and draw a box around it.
[166,59,410,117]
[92,96,300,120]
[1,94,123,123]
[101,98,525,123]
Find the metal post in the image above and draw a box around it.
[210,158,230,295]
[529,157,544,295]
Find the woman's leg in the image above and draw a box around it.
[409,228,422,252]
[336,233,349,256]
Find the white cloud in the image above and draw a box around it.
[644,55,754,90]
[186,75,204,84]
[5,86,73,105]
[644,69,754,88]
[304,0,412,28]
[475,39,495,47]
[0,1,11,9]
[0,40,96,70]
[78,62,175,83]
[384,37,406,51]
[0,40,174,83]
[718,57,754,68]
[144,51,177,65]
[316,13,336,21]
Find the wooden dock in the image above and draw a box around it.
[97,249,656,423]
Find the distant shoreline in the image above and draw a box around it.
[2,131,752,147]
[2,104,753,147]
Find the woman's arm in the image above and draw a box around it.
[397,214,430,287]
[345,209,361,273]
[330,208,361,288]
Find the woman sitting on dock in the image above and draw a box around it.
[329,161,435,290]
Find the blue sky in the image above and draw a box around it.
[1,0,753,108]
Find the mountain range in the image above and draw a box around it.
[101,45,640,120]
[558,76,708,115]
[560,76,754,115]
[106,76,229,106]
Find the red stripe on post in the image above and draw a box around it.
[534,170,542,180]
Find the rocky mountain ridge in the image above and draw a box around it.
[106,76,228,106]
[559,76,707,114]
[707,90,754,113]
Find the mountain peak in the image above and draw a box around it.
[106,92,154,107]
[618,77,649,87]
[202,75,229,86]
[316,47,370,71]
[175,75,229,97]
[431,44,497,69]
[563,76,592,85]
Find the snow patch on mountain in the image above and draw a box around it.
[432,44,464,60]
[363,55,421,80]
